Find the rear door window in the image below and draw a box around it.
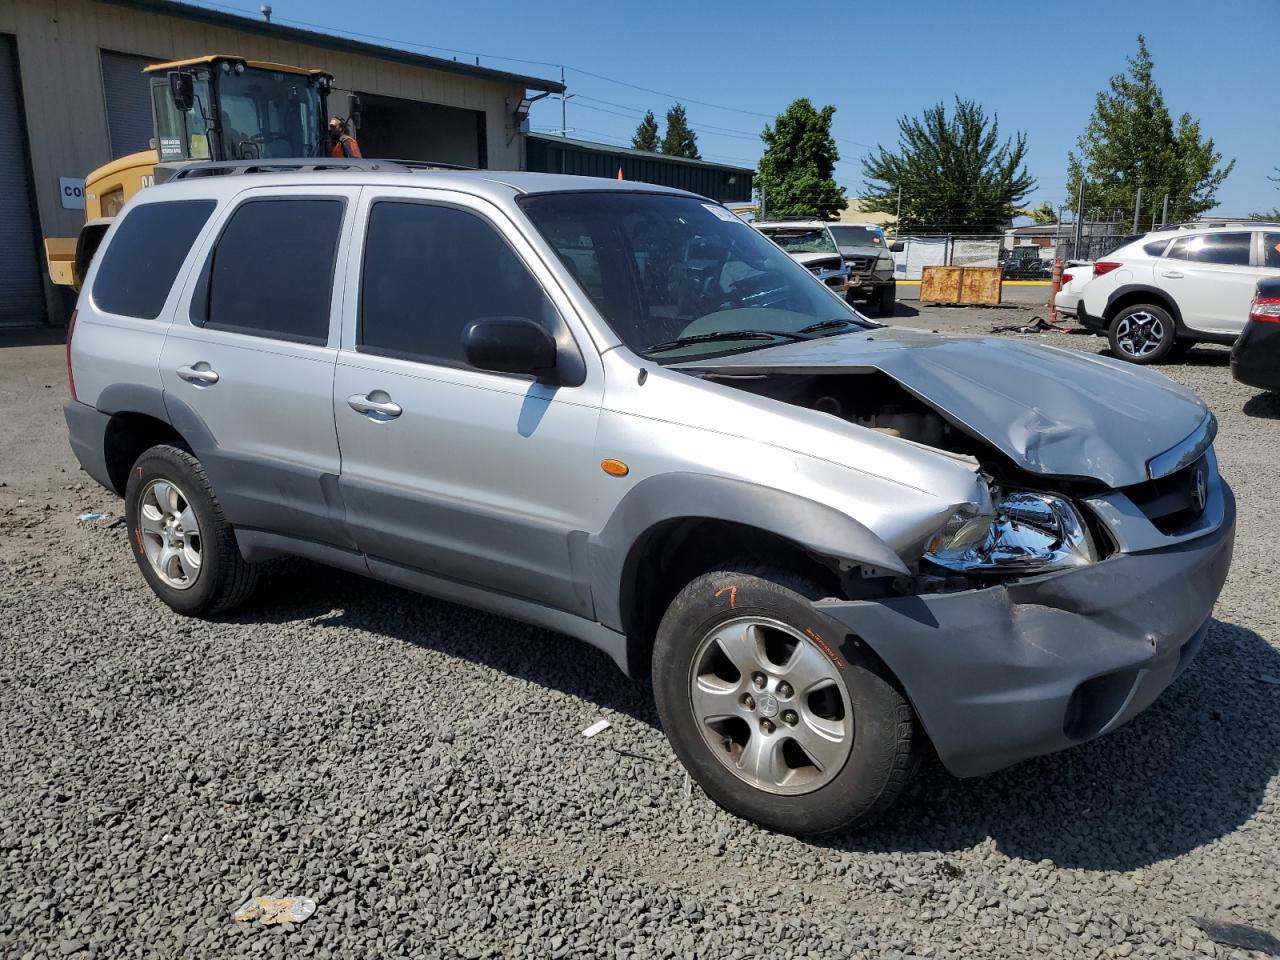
[202,198,344,344]
[92,199,215,319]
[1165,232,1253,266]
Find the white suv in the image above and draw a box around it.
[1079,225,1280,363]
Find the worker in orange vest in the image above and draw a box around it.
[328,117,362,158]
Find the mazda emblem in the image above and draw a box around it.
[1190,465,1208,514]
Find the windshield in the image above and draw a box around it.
[828,225,884,250]
[757,227,837,255]
[520,193,872,362]
[217,68,323,159]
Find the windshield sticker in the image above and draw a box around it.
[702,203,741,223]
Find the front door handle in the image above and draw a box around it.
[176,363,220,385]
[347,392,402,420]
[1160,271,1185,279]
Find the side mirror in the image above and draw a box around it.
[463,317,558,381]
[347,93,363,131]
[888,240,905,253]
[169,71,195,113]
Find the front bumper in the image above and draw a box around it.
[816,482,1235,777]
[1231,319,1280,391]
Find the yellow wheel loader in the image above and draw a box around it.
[46,55,353,289]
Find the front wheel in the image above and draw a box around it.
[652,567,920,835]
[877,285,896,317]
[1108,303,1177,363]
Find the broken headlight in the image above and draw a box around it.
[925,492,1098,574]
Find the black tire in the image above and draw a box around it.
[1107,303,1177,364]
[878,285,896,317]
[124,443,259,617]
[652,567,920,836]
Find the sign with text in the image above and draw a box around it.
[59,177,85,210]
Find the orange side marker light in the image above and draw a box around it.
[600,459,629,477]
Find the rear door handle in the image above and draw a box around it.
[1160,271,1185,279]
[176,363,220,385]
[347,393,402,420]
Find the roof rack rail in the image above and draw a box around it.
[1165,219,1280,230]
[160,157,476,182]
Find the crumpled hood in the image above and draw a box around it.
[674,327,1209,489]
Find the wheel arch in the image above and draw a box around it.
[95,385,211,495]
[1104,285,1183,328]
[588,473,909,677]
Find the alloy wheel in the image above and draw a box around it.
[1114,310,1165,358]
[137,479,203,589]
[689,616,853,795]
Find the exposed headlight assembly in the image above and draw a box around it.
[925,492,1098,574]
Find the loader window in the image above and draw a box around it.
[92,200,216,320]
[217,68,323,160]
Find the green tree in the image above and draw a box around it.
[1030,202,1058,225]
[756,98,846,220]
[861,98,1035,233]
[631,110,659,152]
[1066,36,1233,223]
[661,103,699,159]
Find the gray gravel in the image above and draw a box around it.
[1,315,1278,959]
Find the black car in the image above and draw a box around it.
[1231,277,1280,392]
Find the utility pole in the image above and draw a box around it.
[895,186,902,223]
[557,66,575,137]
[1073,181,1085,255]
[1132,187,1142,234]
[1162,194,1170,228]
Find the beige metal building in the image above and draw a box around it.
[0,0,563,325]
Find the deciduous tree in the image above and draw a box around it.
[1066,36,1233,223]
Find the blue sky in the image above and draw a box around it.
[199,0,1276,214]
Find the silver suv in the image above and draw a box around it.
[65,163,1235,835]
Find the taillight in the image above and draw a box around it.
[1062,273,1074,285]
[65,309,78,402]
[1092,261,1122,277]
[1250,296,1280,325]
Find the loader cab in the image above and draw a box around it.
[148,57,331,164]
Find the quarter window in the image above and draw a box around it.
[1143,239,1170,257]
[92,199,215,319]
[359,201,559,366]
[204,198,344,344]
[1165,232,1252,266]
[1263,233,1280,269]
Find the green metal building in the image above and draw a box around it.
[525,133,753,203]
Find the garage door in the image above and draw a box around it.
[0,35,45,326]
[355,92,486,168]
[101,50,156,158]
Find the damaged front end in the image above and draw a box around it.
[675,332,1234,776]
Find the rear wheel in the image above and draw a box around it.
[124,444,260,617]
[1108,303,1177,364]
[652,567,920,835]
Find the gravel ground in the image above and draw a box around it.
[1,310,1278,960]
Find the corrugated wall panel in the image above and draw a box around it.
[100,48,155,157]
[0,33,45,324]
